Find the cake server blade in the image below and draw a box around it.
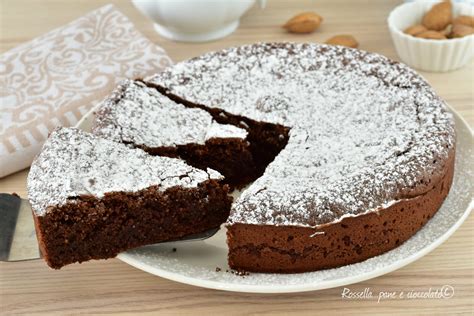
[0,193,41,261]
[161,227,220,243]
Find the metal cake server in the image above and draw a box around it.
[0,193,40,261]
[0,193,220,262]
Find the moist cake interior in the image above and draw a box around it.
[28,127,233,269]
[93,79,290,189]
[38,180,231,269]
[141,80,291,189]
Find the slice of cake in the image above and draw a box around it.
[92,80,257,188]
[27,127,232,269]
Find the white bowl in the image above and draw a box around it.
[388,1,474,72]
[131,0,257,43]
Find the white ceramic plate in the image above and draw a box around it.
[76,106,473,293]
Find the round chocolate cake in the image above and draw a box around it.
[146,42,456,273]
[29,42,456,272]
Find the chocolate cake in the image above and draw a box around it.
[91,80,256,188]
[145,42,456,273]
[28,42,455,273]
[27,127,231,269]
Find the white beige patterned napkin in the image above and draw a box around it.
[0,4,172,178]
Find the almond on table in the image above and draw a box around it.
[283,12,323,34]
[325,35,359,48]
[422,0,452,31]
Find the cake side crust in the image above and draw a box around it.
[227,148,455,273]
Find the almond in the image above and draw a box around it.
[452,15,474,27]
[449,23,474,38]
[441,24,453,36]
[415,30,447,40]
[283,12,323,34]
[404,24,428,36]
[422,1,452,31]
[325,35,359,48]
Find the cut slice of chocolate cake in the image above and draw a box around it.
[92,80,257,188]
[27,127,232,269]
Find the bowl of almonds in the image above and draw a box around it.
[388,0,473,72]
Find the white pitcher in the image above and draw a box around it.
[131,0,264,42]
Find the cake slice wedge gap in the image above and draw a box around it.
[92,80,260,188]
[27,127,232,269]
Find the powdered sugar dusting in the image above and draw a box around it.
[205,121,247,140]
[118,116,472,290]
[92,80,247,148]
[148,42,455,227]
[27,127,222,216]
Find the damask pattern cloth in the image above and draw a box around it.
[0,4,172,177]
